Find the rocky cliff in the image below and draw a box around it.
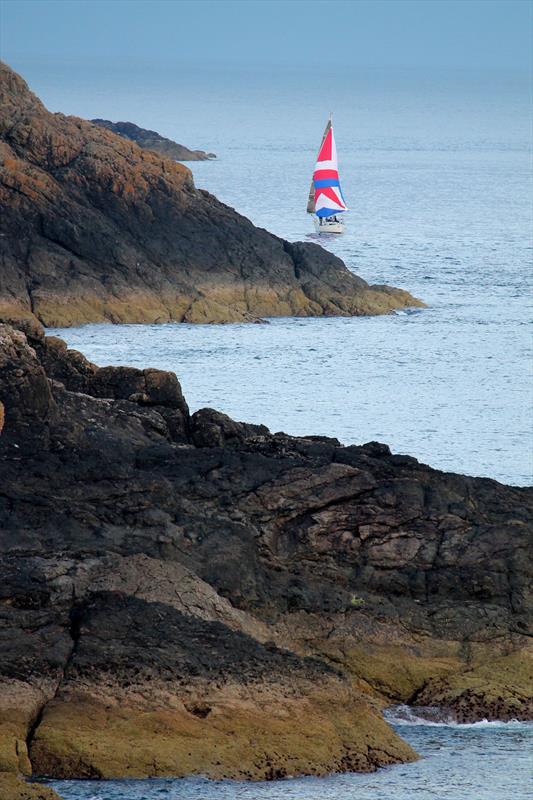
[0,61,423,329]
[0,322,531,783]
[91,118,216,161]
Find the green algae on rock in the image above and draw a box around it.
[412,651,533,722]
[0,772,61,800]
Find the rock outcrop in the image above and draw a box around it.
[0,322,531,781]
[0,772,61,800]
[91,118,216,161]
[0,61,423,328]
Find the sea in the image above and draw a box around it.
[13,59,533,797]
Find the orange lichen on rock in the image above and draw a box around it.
[0,60,423,328]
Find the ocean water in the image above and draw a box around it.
[41,713,533,800]
[39,63,533,486]
[16,61,532,796]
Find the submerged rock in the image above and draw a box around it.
[0,324,531,780]
[0,61,423,329]
[91,118,216,161]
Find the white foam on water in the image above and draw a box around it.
[385,704,532,729]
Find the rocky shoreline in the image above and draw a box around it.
[0,56,531,799]
[91,118,217,161]
[0,61,423,329]
[0,320,531,791]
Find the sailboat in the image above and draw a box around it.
[307,115,347,234]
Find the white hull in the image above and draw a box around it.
[314,216,344,235]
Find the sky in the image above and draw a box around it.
[1,0,532,73]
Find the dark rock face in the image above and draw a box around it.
[91,119,216,161]
[0,321,531,640]
[0,61,423,329]
[0,328,531,777]
[68,593,335,686]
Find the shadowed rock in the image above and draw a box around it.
[91,118,216,161]
[0,324,531,781]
